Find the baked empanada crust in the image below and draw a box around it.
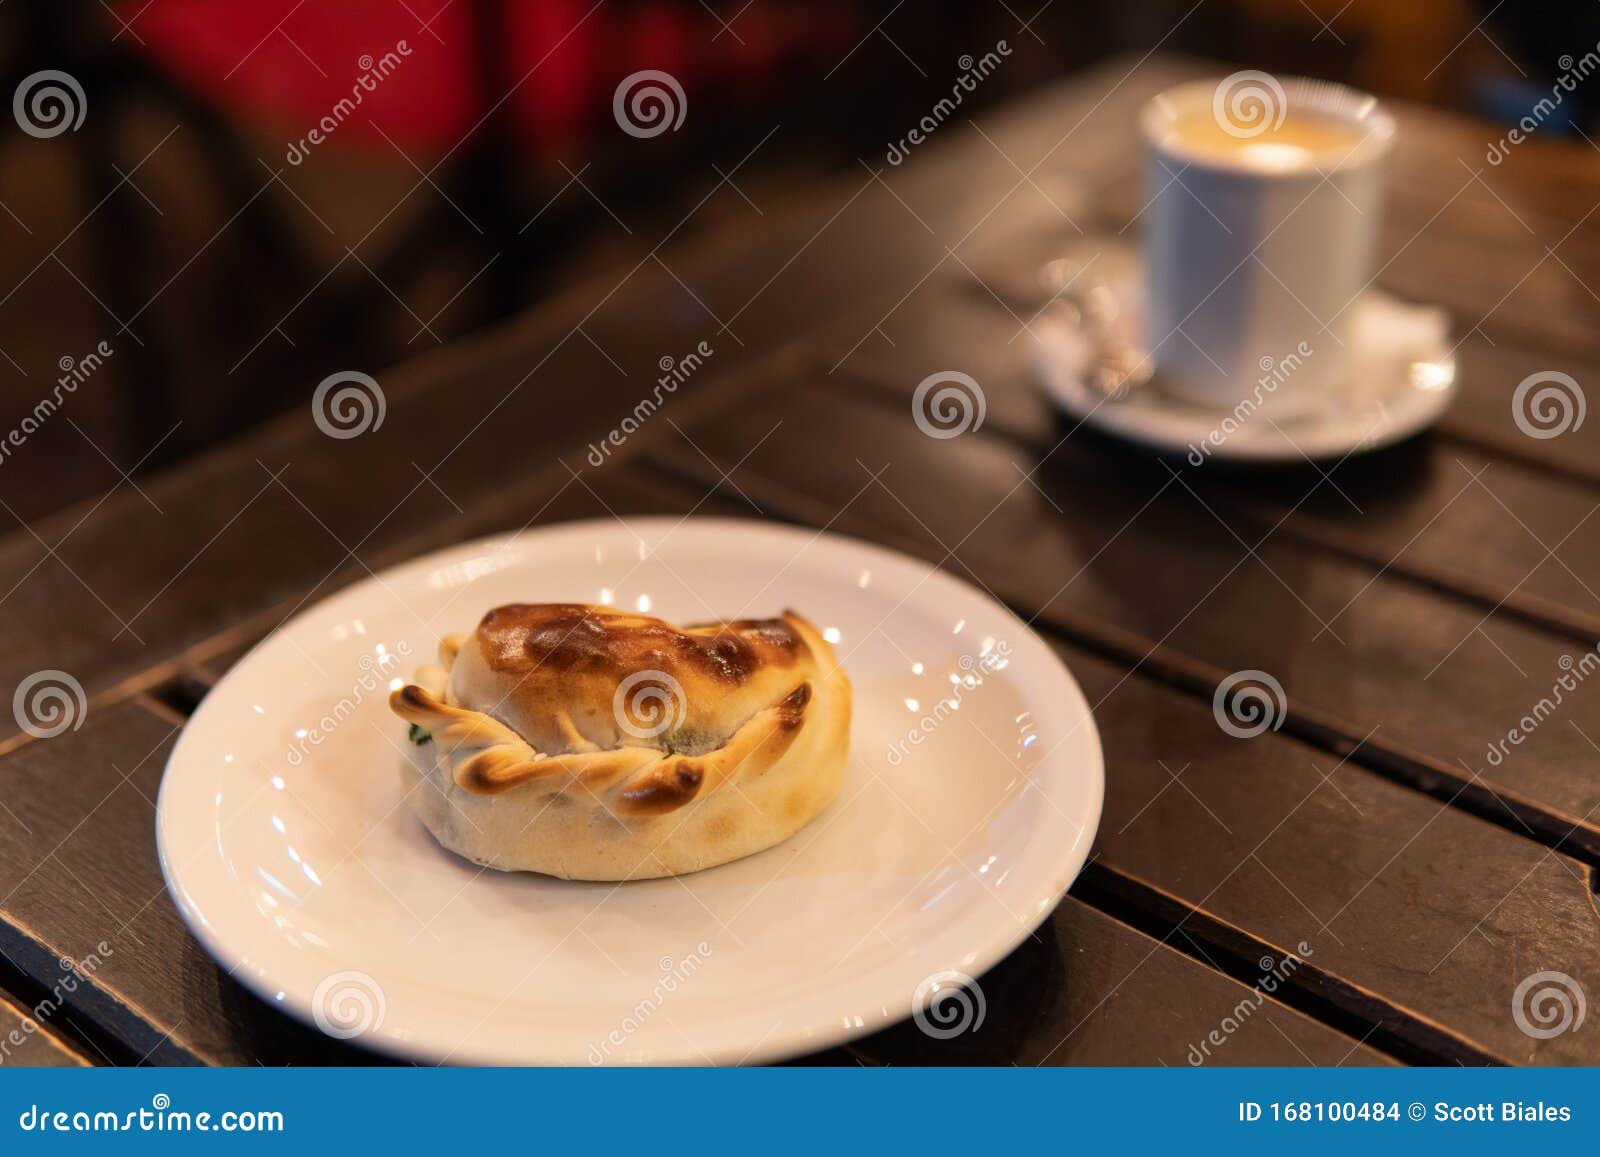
[389,604,851,880]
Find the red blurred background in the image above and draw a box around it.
[0,0,1588,520]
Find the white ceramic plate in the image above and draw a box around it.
[157,518,1103,1065]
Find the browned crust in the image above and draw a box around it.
[775,681,811,728]
[390,628,820,817]
[392,682,661,798]
[619,761,705,816]
[474,603,806,686]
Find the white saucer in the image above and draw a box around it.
[1030,243,1458,463]
[156,518,1103,1065]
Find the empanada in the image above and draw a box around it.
[389,603,850,880]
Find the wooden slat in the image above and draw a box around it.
[1389,102,1600,229]
[1058,640,1598,1066]
[1441,338,1600,489]
[647,396,1600,1063]
[0,696,385,1065]
[847,895,1395,1067]
[0,990,92,1067]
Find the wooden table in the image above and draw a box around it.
[5,54,1600,1067]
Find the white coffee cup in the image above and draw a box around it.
[1140,74,1395,416]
